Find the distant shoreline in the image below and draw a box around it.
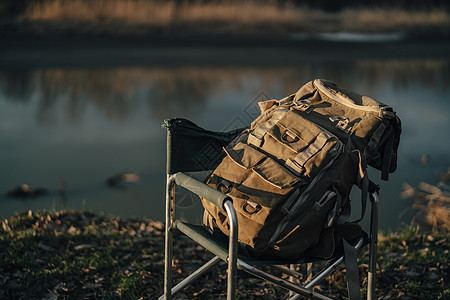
[1,30,449,70]
[2,1,450,70]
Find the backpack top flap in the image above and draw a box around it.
[289,79,401,179]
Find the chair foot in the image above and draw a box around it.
[159,256,222,300]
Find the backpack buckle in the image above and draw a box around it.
[379,106,395,118]
[329,116,351,133]
[243,200,262,214]
[285,159,305,176]
[217,179,232,194]
[281,130,299,143]
[294,100,313,113]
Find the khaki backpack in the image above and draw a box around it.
[201,79,401,260]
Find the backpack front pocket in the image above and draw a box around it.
[206,142,303,224]
[204,142,305,247]
[260,109,343,180]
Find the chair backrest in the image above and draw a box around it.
[163,118,246,174]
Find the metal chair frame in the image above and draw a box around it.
[160,171,379,300]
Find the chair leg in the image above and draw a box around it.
[288,237,365,300]
[270,264,302,279]
[367,191,379,300]
[306,262,313,282]
[159,256,223,300]
[224,201,238,300]
[164,175,176,300]
[238,260,333,300]
[288,264,300,297]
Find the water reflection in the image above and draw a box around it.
[1,60,448,123]
[355,60,450,92]
[0,59,449,230]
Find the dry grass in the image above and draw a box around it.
[342,8,450,31]
[22,0,303,29]
[402,168,450,233]
[20,0,450,33]
[2,209,449,299]
[23,0,176,25]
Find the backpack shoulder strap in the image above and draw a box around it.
[381,128,395,181]
[351,149,369,224]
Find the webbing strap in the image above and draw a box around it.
[367,123,386,156]
[355,176,369,223]
[285,131,333,175]
[335,199,351,225]
[203,210,215,232]
[381,129,395,181]
[353,149,369,223]
[343,239,361,300]
[248,108,289,147]
[285,159,304,177]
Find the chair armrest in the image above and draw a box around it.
[173,172,231,210]
[170,172,238,299]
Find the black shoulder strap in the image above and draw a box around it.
[381,129,395,181]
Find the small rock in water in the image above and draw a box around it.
[59,180,68,194]
[439,167,450,183]
[106,172,141,186]
[420,154,429,165]
[6,184,48,198]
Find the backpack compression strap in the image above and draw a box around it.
[381,128,395,181]
[352,149,369,224]
[203,210,215,232]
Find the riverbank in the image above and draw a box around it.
[1,31,449,71]
[1,0,450,71]
[2,0,450,36]
[1,209,448,299]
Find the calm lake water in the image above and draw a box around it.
[1,58,449,231]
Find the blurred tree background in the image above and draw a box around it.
[1,0,449,36]
[2,0,450,17]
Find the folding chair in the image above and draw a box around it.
[160,118,380,300]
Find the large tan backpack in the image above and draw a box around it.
[201,79,401,260]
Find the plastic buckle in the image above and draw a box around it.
[248,133,263,147]
[294,100,313,113]
[337,120,351,133]
[217,180,232,194]
[281,130,299,143]
[330,116,351,133]
[243,200,262,214]
[285,159,305,177]
[379,107,395,118]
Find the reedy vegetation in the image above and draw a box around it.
[11,0,450,34]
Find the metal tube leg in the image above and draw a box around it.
[159,256,222,300]
[238,260,332,300]
[306,262,313,283]
[289,264,299,297]
[368,191,379,300]
[224,201,238,300]
[164,175,175,300]
[288,238,365,300]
